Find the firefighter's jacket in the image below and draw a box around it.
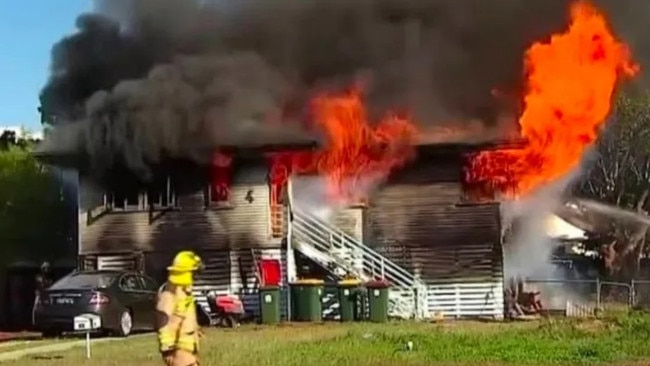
[156,283,200,354]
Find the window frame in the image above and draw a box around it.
[118,274,144,292]
[206,153,236,209]
[146,176,178,210]
[137,274,159,292]
[205,183,234,208]
[104,176,178,212]
[104,190,146,212]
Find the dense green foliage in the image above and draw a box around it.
[578,91,650,208]
[0,135,69,262]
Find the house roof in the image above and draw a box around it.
[32,142,321,170]
[35,138,526,166]
[33,121,527,169]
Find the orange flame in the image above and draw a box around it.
[269,88,417,203]
[466,0,639,198]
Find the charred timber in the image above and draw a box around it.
[415,138,527,155]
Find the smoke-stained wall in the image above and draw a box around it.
[77,162,277,254]
[365,147,502,284]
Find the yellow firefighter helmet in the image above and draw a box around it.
[167,251,203,286]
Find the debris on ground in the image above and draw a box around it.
[505,278,544,319]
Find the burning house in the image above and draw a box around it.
[36,92,512,320]
[35,0,640,320]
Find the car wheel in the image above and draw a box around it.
[114,309,133,337]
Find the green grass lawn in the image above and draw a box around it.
[0,338,67,354]
[4,312,650,366]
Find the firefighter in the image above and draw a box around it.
[156,251,204,366]
[36,261,53,295]
[33,261,53,327]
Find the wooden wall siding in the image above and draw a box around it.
[370,203,502,284]
[368,185,499,248]
[78,253,142,271]
[375,242,503,283]
[79,170,278,254]
[332,208,363,241]
[366,155,502,285]
[192,250,232,313]
[79,255,97,270]
[96,255,139,271]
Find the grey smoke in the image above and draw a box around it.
[38,0,650,177]
[503,144,596,281]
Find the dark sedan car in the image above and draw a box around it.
[33,270,160,337]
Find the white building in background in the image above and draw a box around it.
[0,125,44,140]
[545,214,587,241]
[544,213,599,258]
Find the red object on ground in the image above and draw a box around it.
[258,259,282,287]
[214,295,245,315]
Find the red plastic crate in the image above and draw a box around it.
[258,259,282,286]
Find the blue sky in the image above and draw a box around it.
[0,1,92,131]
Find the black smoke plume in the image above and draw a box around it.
[38,0,650,178]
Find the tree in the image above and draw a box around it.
[0,137,70,262]
[573,91,650,279]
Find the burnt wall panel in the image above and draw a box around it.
[142,250,230,288]
[375,242,503,284]
[218,182,273,249]
[79,166,277,254]
[332,208,363,241]
[193,249,231,295]
[367,156,502,284]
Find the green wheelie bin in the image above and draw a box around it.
[366,280,390,323]
[259,286,281,325]
[337,279,362,322]
[290,279,324,322]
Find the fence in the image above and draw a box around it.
[631,280,650,309]
[524,279,636,317]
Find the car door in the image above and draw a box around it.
[117,273,150,330]
[136,274,159,329]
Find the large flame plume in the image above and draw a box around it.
[268,88,417,204]
[465,0,639,198]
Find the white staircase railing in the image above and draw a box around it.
[290,207,428,319]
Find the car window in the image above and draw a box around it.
[119,274,144,291]
[49,272,117,290]
[138,275,159,292]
